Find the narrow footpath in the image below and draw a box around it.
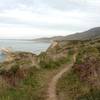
[46,54,76,100]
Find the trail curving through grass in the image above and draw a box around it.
[46,54,77,100]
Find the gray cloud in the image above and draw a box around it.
[0,16,81,31]
[0,0,100,38]
[0,0,91,11]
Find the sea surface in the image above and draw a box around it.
[0,39,51,62]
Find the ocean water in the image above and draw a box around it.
[0,39,51,62]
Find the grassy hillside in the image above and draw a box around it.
[57,38,100,100]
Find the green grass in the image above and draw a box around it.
[39,51,73,69]
[0,67,48,100]
[57,69,89,100]
[57,69,100,100]
[77,90,100,100]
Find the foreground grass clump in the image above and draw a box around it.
[57,70,88,100]
[0,52,48,100]
[78,90,100,100]
[57,69,100,100]
[0,67,50,100]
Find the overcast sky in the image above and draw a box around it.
[0,0,100,39]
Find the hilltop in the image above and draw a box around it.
[33,27,100,42]
[63,27,100,40]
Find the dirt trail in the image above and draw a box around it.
[46,54,76,100]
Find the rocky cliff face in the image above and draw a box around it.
[0,52,38,71]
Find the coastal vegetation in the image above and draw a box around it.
[57,38,100,100]
[0,27,100,100]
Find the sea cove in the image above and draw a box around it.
[0,39,51,62]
